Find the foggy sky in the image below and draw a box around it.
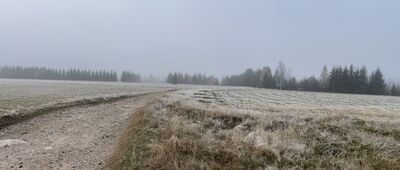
[0,0,399,81]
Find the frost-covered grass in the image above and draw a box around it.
[0,79,173,115]
[186,88,400,112]
[0,79,177,127]
[109,87,400,169]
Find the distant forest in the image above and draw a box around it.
[221,62,400,96]
[120,71,141,83]
[166,73,219,86]
[0,66,141,83]
[1,64,399,96]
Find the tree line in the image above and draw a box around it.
[0,65,144,83]
[1,65,399,96]
[222,61,296,89]
[221,62,400,96]
[0,66,118,81]
[120,71,141,82]
[167,73,219,86]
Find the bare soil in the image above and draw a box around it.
[0,93,161,170]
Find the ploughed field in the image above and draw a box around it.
[110,87,400,169]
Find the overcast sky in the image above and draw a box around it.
[0,0,399,80]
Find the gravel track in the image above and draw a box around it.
[0,93,163,170]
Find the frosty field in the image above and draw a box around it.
[0,79,172,115]
[184,88,400,116]
[1,80,400,169]
[110,87,400,169]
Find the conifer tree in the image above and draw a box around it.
[368,68,386,95]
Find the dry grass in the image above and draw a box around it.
[108,90,400,170]
[106,100,161,170]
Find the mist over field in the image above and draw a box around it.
[1,1,400,169]
[1,0,400,81]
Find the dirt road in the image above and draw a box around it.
[0,93,162,170]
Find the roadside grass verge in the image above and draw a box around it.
[106,101,161,169]
[107,95,400,169]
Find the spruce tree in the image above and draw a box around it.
[368,68,386,95]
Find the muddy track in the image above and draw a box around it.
[0,91,169,170]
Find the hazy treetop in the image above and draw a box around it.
[0,0,399,81]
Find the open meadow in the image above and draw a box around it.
[2,0,400,169]
[110,87,400,169]
[0,79,172,112]
[1,80,400,169]
[0,79,173,127]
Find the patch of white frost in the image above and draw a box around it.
[0,139,27,148]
